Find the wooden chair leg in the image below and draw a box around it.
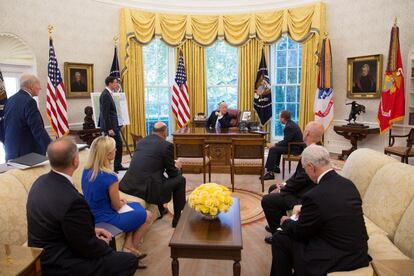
[282,158,285,179]
[231,166,235,192]
[261,169,264,193]
[288,160,291,174]
[208,162,211,182]
[202,165,206,183]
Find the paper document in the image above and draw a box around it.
[117,204,133,214]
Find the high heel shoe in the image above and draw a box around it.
[122,247,147,260]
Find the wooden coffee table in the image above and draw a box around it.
[169,198,242,276]
[0,244,43,275]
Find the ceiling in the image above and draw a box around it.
[95,0,319,14]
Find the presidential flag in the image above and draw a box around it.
[377,23,405,134]
[109,46,122,92]
[172,50,190,128]
[46,38,69,137]
[254,48,272,125]
[314,37,334,131]
[0,68,7,142]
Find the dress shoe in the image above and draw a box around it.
[261,172,275,180]
[172,216,180,228]
[265,225,273,234]
[264,235,273,245]
[157,207,168,220]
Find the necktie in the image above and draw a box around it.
[215,117,221,128]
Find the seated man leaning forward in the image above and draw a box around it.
[27,137,138,276]
[270,145,370,276]
[261,121,324,244]
[120,122,186,228]
[206,101,232,129]
[262,110,303,180]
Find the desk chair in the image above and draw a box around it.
[384,128,414,163]
[281,142,306,179]
[230,137,265,192]
[173,137,211,183]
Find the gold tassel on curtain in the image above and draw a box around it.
[175,40,206,129]
[122,40,147,144]
[298,34,319,130]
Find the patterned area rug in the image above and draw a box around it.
[167,188,265,225]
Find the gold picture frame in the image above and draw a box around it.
[64,62,94,98]
[347,54,382,99]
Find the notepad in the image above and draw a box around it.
[117,204,134,214]
[7,153,49,169]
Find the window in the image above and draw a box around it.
[206,41,238,115]
[143,39,175,134]
[270,35,302,139]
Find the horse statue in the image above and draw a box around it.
[345,101,366,125]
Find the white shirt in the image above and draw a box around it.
[52,169,74,186]
[317,168,333,184]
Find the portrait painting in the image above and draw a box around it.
[64,62,94,98]
[347,54,382,99]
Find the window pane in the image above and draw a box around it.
[287,50,298,67]
[276,68,286,84]
[287,68,298,84]
[296,86,301,103]
[275,86,285,102]
[143,39,168,86]
[276,36,287,50]
[206,41,238,115]
[286,103,296,118]
[4,77,18,97]
[287,37,298,50]
[286,86,296,102]
[276,51,286,67]
[274,122,283,137]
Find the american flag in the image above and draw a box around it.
[46,38,69,137]
[172,51,190,128]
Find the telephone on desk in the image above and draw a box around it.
[239,121,261,132]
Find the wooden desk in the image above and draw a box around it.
[169,198,242,276]
[173,127,264,173]
[0,244,43,276]
[333,125,379,160]
[192,119,207,128]
[372,259,414,276]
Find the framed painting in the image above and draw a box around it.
[64,62,93,98]
[347,54,382,99]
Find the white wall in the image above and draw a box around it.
[0,0,119,128]
[324,0,414,158]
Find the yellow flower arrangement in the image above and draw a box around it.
[188,183,233,218]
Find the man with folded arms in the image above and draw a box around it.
[27,138,138,275]
[261,121,324,244]
[270,145,370,276]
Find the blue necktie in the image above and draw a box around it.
[216,117,221,128]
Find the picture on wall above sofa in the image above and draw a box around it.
[347,54,383,99]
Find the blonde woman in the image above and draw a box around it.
[82,136,151,261]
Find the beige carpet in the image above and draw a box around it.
[167,188,265,225]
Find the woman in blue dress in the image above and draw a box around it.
[82,136,151,259]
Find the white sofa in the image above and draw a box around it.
[0,149,158,250]
[329,148,414,275]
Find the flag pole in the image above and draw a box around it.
[47,24,59,140]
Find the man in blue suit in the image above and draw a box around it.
[4,74,51,161]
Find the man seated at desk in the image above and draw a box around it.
[206,101,232,129]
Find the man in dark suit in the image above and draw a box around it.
[270,145,370,276]
[120,122,186,228]
[206,101,232,128]
[27,138,138,276]
[262,121,324,244]
[263,110,303,180]
[99,76,126,173]
[4,74,51,161]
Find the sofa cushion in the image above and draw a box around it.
[368,234,409,260]
[394,199,414,258]
[71,149,90,193]
[0,174,28,245]
[342,148,398,198]
[328,266,373,276]
[363,163,414,239]
[364,216,388,237]
[8,165,50,193]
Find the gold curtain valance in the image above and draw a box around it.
[120,3,324,47]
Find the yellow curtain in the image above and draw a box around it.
[174,40,206,129]
[122,40,147,143]
[298,34,319,130]
[120,3,325,47]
